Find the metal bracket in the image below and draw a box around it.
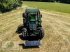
[24,40,40,47]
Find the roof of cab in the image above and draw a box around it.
[25,8,40,13]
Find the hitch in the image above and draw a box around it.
[24,40,41,47]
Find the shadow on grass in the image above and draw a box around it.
[19,43,39,49]
[0,7,12,13]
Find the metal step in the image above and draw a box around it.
[24,40,40,47]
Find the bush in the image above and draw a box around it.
[0,0,22,12]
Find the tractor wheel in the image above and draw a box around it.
[38,28,44,40]
[22,28,27,36]
[21,28,28,40]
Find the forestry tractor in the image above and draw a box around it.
[22,8,44,47]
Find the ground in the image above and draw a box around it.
[0,3,70,52]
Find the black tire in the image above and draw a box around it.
[21,28,28,40]
[38,28,44,40]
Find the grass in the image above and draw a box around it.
[0,8,23,41]
[0,2,70,52]
[23,1,70,13]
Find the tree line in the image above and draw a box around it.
[0,0,70,13]
[0,0,22,12]
[42,0,70,4]
[23,0,70,4]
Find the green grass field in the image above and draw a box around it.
[23,1,70,13]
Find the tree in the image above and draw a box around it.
[60,0,70,3]
[0,0,22,12]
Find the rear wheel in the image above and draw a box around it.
[38,28,44,40]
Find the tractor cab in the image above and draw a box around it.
[23,8,42,31]
[22,8,44,40]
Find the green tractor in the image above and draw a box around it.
[22,8,44,41]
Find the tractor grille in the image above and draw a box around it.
[29,24,36,30]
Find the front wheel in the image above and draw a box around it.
[21,28,28,40]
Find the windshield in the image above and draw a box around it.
[29,14,36,21]
[30,21,36,24]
